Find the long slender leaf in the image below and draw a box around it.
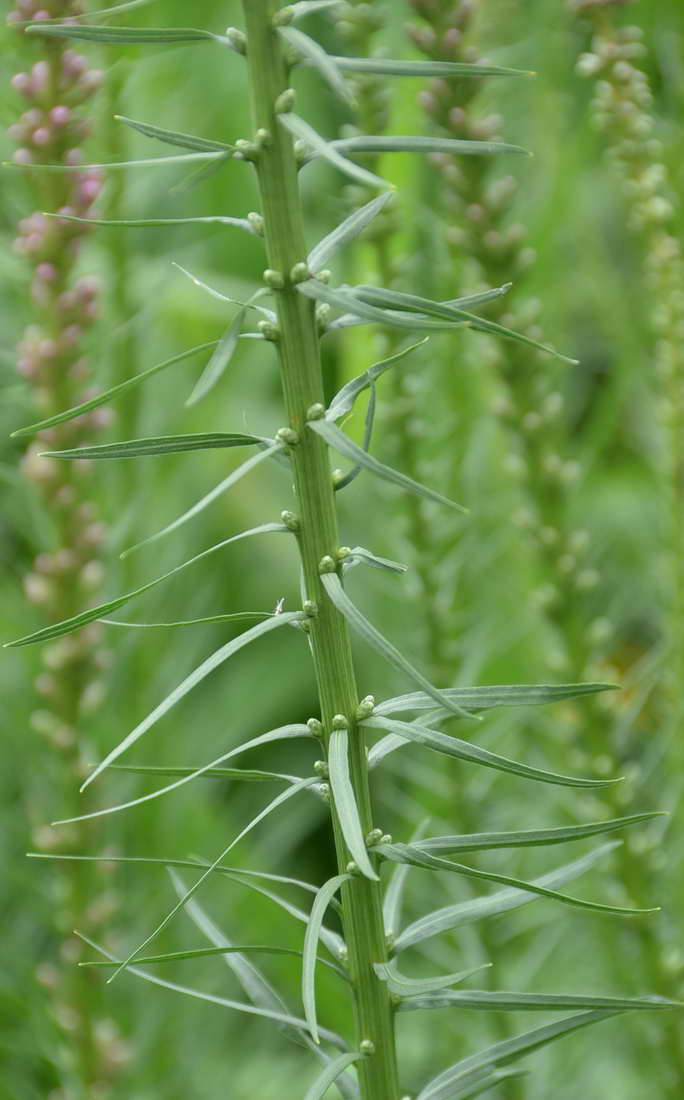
[172,263,276,319]
[41,432,261,461]
[10,341,219,439]
[45,212,254,233]
[352,285,577,365]
[377,843,656,917]
[83,945,310,967]
[115,114,233,153]
[329,135,529,159]
[394,842,627,952]
[304,1052,363,1100]
[374,960,490,997]
[363,715,622,790]
[326,339,428,421]
[25,24,229,46]
[122,442,284,557]
[299,279,471,332]
[413,813,664,855]
[375,682,617,717]
[100,612,273,629]
[280,26,354,105]
[321,574,473,719]
[342,547,408,575]
[398,989,681,1013]
[437,1068,528,1100]
[309,419,466,512]
[110,763,295,781]
[186,308,247,407]
[328,729,378,881]
[55,724,310,823]
[304,875,352,1043]
[417,1011,624,1099]
[5,522,286,648]
[307,192,395,271]
[281,114,390,191]
[383,819,430,940]
[75,934,347,1049]
[3,152,225,171]
[331,57,533,79]
[324,286,511,333]
[81,614,302,792]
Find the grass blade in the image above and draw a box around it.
[329,135,529,159]
[304,1052,363,1100]
[328,728,378,881]
[122,442,284,557]
[41,433,261,461]
[303,874,352,1043]
[309,419,466,512]
[398,989,682,1013]
[342,547,408,576]
[299,279,469,332]
[331,57,533,79]
[307,192,394,272]
[3,152,226,171]
[377,843,657,917]
[45,212,254,233]
[4,522,287,648]
[363,715,622,789]
[321,574,473,719]
[383,819,430,940]
[375,682,617,717]
[413,813,665,855]
[81,614,302,791]
[279,26,354,105]
[281,114,391,191]
[115,114,233,153]
[100,612,273,629]
[10,341,219,439]
[25,24,228,45]
[186,308,247,407]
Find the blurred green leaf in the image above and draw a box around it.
[41,433,263,461]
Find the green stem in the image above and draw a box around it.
[240,4,400,1097]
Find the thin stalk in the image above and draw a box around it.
[240,4,400,1097]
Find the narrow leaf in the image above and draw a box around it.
[45,212,254,233]
[299,279,470,332]
[374,960,490,997]
[172,263,277,318]
[377,843,657,918]
[303,874,352,1043]
[363,715,622,789]
[394,842,627,952]
[342,547,408,575]
[330,135,529,159]
[383,819,430,940]
[324,286,511,333]
[290,1,345,18]
[11,341,219,439]
[304,1052,363,1100]
[309,419,466,512]
[75,934,347,1049]
[26,24,229,46]
[443,1069,528,1100]
[100,612,273,629]
[413,813,665,855]
[3,152,225,171]
[111,763,294,781]
[279,26,354,105]
[353,285,577,365]
[328,729,378,881]
[417,1011,623,1100]
[281,114,390,191]
[41,432,261,461]
[321,574,473,719]
[186,308,246,407]
[331,57,534,79]
[399,989,682,1013]
[5,522,287,648]
[81,614,302,791]
[375,682,618,717]
[56,724,310,823]
[115,114,233,153]
[326,339,428,420]
[122,442,284,557]
[307,192,394,272]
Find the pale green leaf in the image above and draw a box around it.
[279,26,354,105]
[375,682,617,717]
[326,339,428,420]
[383,819,430,939]
[3,152,225,171]
[186,308,247,407]
[304,1052,363,1100]
[100,612,273,629]
[44,212,254,233]
[331,57,534,79]
[330,135,529,159]
[398,989,682,1013]
[321,574,474,719]
[26,24,229,46]
[413,813,664,855]
[342,547,408,575]
[309,419,466,512]
[5,522,287,648]
[307,192,395,271]
[374,960,490,997]
[115,114,233,153]
[281,114,390,191]
[299,279,470,332]
[329,728,378,881]
[303,874,352,1043]
[40,432,261,461]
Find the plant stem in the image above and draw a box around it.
[240,4,400,1096]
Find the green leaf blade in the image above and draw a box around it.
[328,729,378,881]
[303,874,352,1043]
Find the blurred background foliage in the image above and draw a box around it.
[1,0,684,1097]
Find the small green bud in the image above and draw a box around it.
[280,510,299,531]
[299,619,311,634]
[247,211,264,235]
[307,717,323,736]
[275,88,296,114]
[225,27,246,54]
[337,945,348,962]
[303,599,318,617]
[314,760,329,777]
[336,546,352,562]
[356,696,375,720]
[345,861,359,875]
[306,402,325,420]
[273,5,295,25]
[365,828,383,847]
[258,319,280,341]
[318,555,337,573]
[318,782,330,802]
[332,468,346,487]
[360,1040,375,1055]
[263,268,285,290]
[235,138,258,160]
[255,128,271,149]
[380,833,392,844]
[275,426,299,445]
[316,269,332,284]
[331,714,348,730]
[290,261,311,284]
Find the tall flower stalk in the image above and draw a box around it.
[8,3,680,1097]
[7,3,129,1096]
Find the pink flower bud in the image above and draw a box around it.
[17,357,37,379]
[24,572,52,605]
[79,176,101,203]
[80,69,104,94]
[13,148,33,165]
[32,126,51,147]
[49,105,71,127]
[32,10,51,21]
[64,148,82,166]
[62,50,87,79]
[62,324,81,348]
[36,261,57,282]
[10,73,31,96]
[39,338,58,359]
[77,275,99,299]
[31,60,49,90]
